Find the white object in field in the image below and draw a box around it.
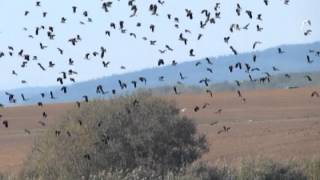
[180,108,187,113]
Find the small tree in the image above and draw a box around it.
[21,92,208,179]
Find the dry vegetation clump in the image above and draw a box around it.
[304,159,320,180]
[235,159,307,180]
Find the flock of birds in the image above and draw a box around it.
[0,0,319,135]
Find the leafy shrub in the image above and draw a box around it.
[20,92,208,180]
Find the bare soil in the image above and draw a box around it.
[0,87,320,173]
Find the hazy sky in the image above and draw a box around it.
[0,0,319,90]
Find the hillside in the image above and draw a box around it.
[1,41,320,106]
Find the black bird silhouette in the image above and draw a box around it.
[37,63,46,71]
[179,33,187,45]
[57,77,63,85]
[173,86,179,95]
[305,75,312,82]
[42,12,47,18]
[245,10,253,19]
[284,0,290,5]
[158,76,164,81]
[61,17,67,23]
[206,89,213,97]
[83,96,89,102]
[50,91,55,99]
[158,59,165,66]
[139,77,147,84]
[278,48,285,54]
[311,91,319,97]
[229,65,233,73]
[118,80,127,89]
[257,25,263,32]
[165,45,174,51]
[72,6,77,13]
[149,4,158,15]
[235,80,241,87]
[49,61,55,68]
[179,72,186,80]
[57,48,64,55]
[12,70,18,76]
[76,101,81,108]
[199,78,210,86]
[40,42,47,49]
[105,31,111,37]
[61,86,67,94]
[129,32,136,38]
[185,9,193,19]
[304,29,312,36]
[102,1,112,12]
[285,74,291,78]
[24,129,31,135]
[69,58,74,65]
[253,41,262,49]
[253,54,257,62]
[210,121,219,126]
[230,46,238,55]
[21,94,28,101]
[206,57,213,65]
[150,24,155,32]
[38,102,43,107]
[237,90,242,97]
[215,109,223,114]
[194,106,200,112]
[189,49,195,57]
[158,0,165,5]
[42,112,48,119]
[206,68,213,73]
[306,55,313,63]
[202,103,210,109]
[38,121,46,126]
[224,36,230,44]
[159,49,166,54]
[2,120,8,128]
[272,66,280,71]
[102,61,110,68]
[236,4,242,16]
[130,5,138,17]
[243,23,250,30]
[131,81,137,88]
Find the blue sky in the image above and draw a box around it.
[0,0,319,90]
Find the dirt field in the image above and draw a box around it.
[0,87,320,173]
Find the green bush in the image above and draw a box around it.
[20,92,208,180]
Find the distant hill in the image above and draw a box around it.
[1,41,320,106]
